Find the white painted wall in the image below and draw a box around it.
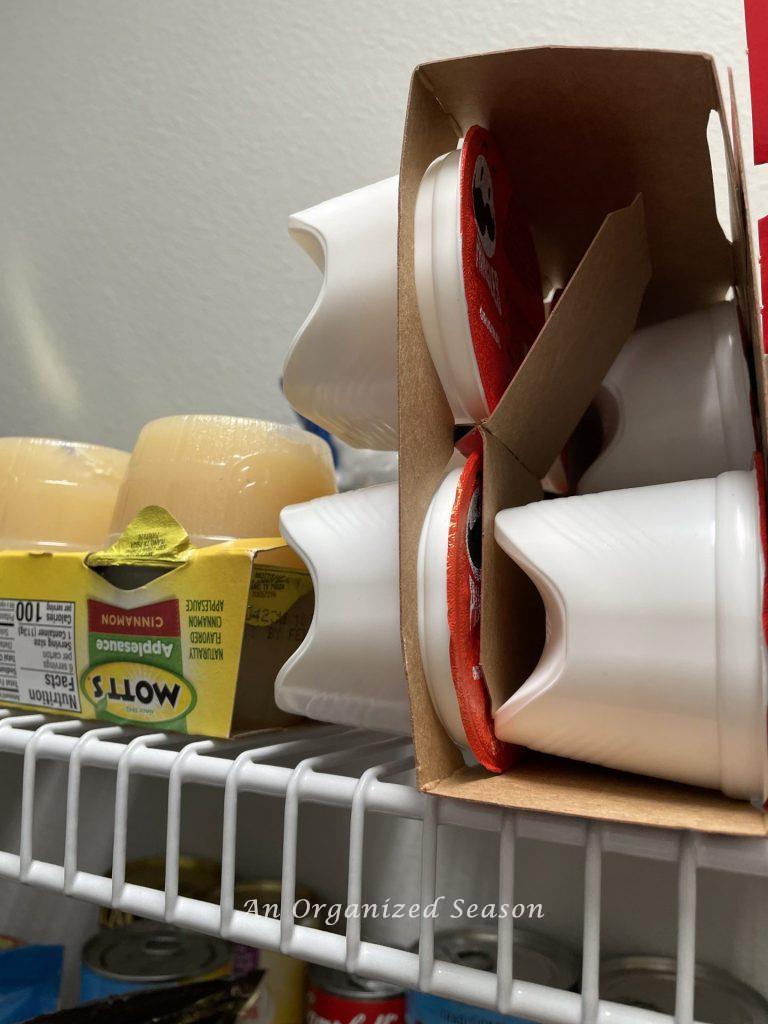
[0,0,765,451]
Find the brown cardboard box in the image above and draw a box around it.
[398,48,768,836]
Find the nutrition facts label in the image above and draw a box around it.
[0,599,80,713]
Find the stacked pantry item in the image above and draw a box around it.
[279,56,767,808]
[276,125,544,739]
[0,416,336,735]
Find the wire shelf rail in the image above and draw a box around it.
[1,709,766,1024]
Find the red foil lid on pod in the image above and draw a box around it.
[418,451,516,773]
[415,125,544,425]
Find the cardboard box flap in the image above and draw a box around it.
[429,755,768,837]
[416,47,732,324]
[486,196,651,479]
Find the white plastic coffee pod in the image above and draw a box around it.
[418,468,467,747]
[414,125,544,424]
[578,302,755,493]
[494,470,768,802]
[284,177,399,451]
[285,129,543,448]
[276,482,411,734]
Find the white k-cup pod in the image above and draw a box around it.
[276,482,411,734]
[414,125,544,424]
[494,470,768,802]
[284,177,400,451]
[578,301,755,493]
[285,128,544,449]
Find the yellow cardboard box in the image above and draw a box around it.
[0,507,311,737]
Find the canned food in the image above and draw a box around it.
[601,956,768,1023]
[213,880,319,1024]
[307,965,405,1024]
[99,856,221,929]
[80,921,231,1002]
[406,928,580,1023]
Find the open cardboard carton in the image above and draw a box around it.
[398,48,768,836]
[0,508,312,738]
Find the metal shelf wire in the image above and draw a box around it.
[1,708,767,1024]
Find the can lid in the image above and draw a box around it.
[82,922,231,983]
[309,964,404,1000]
[427,928,580,991]
[600,956,768,1022]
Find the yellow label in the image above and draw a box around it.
[247,565,314,627]
[81,661,196,725]
[0,527,312,738]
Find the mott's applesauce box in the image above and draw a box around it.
[0,506,312,737]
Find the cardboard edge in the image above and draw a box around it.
[397,67,465,787]
[414,44,724,79]
[478,433,543,716]
[431,760,768,837]
[232,551,311,735]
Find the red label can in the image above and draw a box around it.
[307,966,404,1024]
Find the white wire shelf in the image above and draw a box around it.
[1,708,767,1024]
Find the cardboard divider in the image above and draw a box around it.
[486,197,651,479]
[477,435,542,719]
[398,46,768,835]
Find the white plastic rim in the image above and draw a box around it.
[715,470,768,802]
[414,149,488,425]
[578,301,756,493]
[276,483,412,735]
[283,177,400,451]
[493,471,768,803]
[710,301,756,465]
[417,468,469,748]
